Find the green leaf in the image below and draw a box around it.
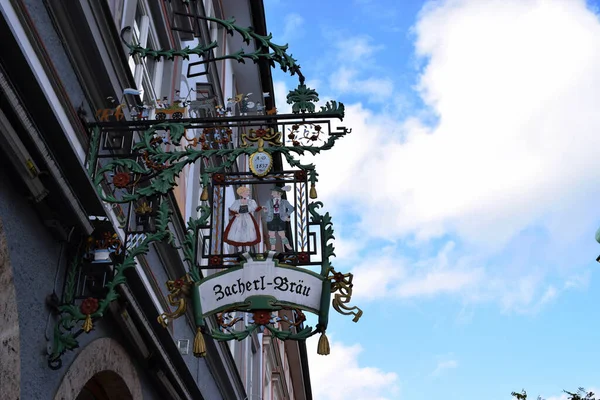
[265,325,314,340]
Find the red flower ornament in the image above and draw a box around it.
[252,310,272,326]
[297,252,310,264]
[112,173,130,188]
[80,297,99,315]
[254,128,268,137]
[212,173,225,184]
[294,170,307,181]
[80,297,99,333]
[209,255,222,266]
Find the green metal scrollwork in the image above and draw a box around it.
[48,201,173,367]
[317,100,345,117]
[308,201,362,354]
[86,126,100,176]
[211,324,257,341]
[121,26,218,61]
[120,14,303,82]
[309,201,335,276]
[265,324,314,341]
[94,122,346,203]
[209,310,315,343]
[182,204,211,283]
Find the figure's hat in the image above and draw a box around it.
[271,185,290,193]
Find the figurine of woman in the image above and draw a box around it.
[224,186,262,247]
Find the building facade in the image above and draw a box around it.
[0,0,311,399]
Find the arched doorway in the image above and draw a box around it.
[54,338,142,400]
[76,370,132,400]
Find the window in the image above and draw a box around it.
[107,0,125,28]
[128,3,159,103]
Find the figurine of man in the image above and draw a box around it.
[239,94,250,115]
[141,103,150,120]
[264,186,294,251]
[255,102,264,114]
[226,98,236,116]
[129,104,139,120]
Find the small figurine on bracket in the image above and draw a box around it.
[141,103,150,120]
[216,104,226,117]
[264,185,294,251]
[224,186,262,249]
[173,90,181,107]
[96,99,125,122]
[128,104,139,120]
[226,97,236,116]
[238,93,254,116]
[255,102,264,115]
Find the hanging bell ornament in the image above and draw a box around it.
[317,331,330,355]
[83,314,93,333]
[193,327,207,357]
[200,186,208,201]
[309,183,317,199]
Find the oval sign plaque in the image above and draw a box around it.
[198,254,323,316]
[249,151,273,177]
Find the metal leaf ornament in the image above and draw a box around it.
[287,84,319,113]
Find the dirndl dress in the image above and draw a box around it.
[224,199,261,246]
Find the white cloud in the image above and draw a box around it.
[314,0,600,250]
[432,359,459,376]
[351,255,407,300]
[326,35,393,102]
[307,335,400,400]
[494,274,552,313]
[538,285,558,305]
[351,241,483,300]
[329,67,394,101]
[277,0,600,312]
[564,272,591,290]
[398,268,482,298]
[334,35,384,63]
[347,238,590,313]
[273,80,293,114]
[281,13,304,42]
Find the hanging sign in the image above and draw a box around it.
[198,253,323,316]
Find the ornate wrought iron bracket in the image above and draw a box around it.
[47,11,361,368]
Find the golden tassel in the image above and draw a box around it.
[83,314,93,333]
[200,186,208,201]
[309,184,317,199]
[317,332,330,355]
[193,327,207,357]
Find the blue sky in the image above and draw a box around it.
[263,0,600,399]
